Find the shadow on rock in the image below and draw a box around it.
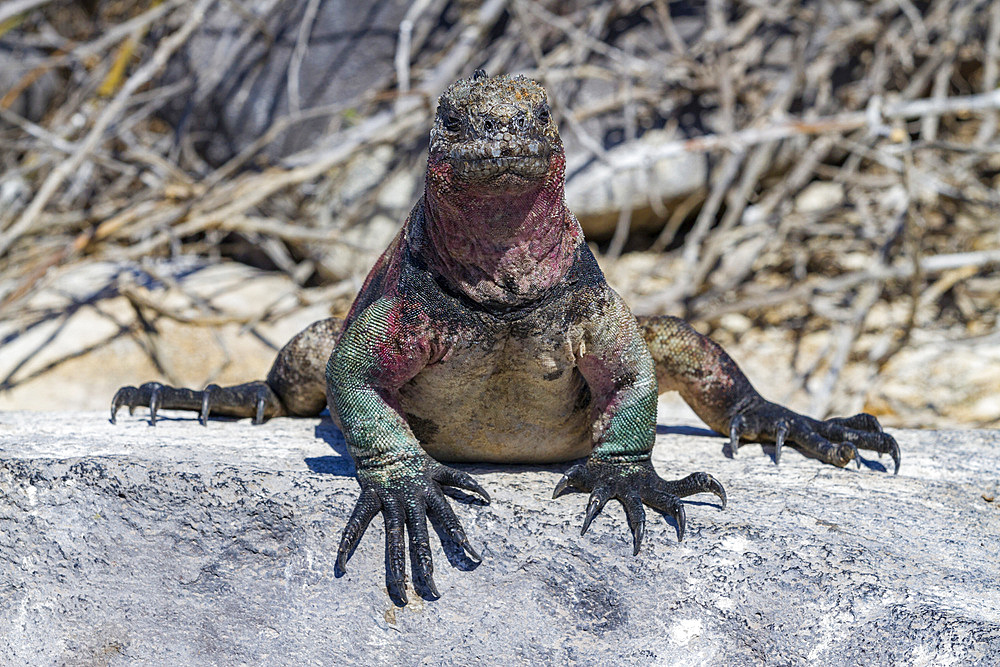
[656,423,721,438]
[307,419,354,476]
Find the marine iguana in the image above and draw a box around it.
[112,70,900,603]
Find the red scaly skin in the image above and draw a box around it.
[422,150,582,308]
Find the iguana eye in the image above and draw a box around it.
[536,105,551,125]
[443,112,462,132]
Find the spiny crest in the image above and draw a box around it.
[438,70,548,116]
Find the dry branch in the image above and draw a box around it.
[1,0,998,426]
[0,0,212,257]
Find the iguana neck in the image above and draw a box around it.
[419,151,583,309]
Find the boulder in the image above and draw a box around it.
[159,0,408,164]
[1,408,998,663]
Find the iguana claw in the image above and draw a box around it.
[553,460,724,551]
[336,456,487,605]
[110,380,283,425]
[729,401,901,474]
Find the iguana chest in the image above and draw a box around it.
[397,317,593,463]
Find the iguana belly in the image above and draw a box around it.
[398,329,593,463]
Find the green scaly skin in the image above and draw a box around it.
[112,71,900,604]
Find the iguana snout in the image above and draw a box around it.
[429,71,558,187]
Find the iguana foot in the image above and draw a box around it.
[336,455,489,604]
[110,380,283,425]
[553,460,726,553]
[728,399,901,474]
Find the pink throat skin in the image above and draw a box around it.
[421,152,584,308]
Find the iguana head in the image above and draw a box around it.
[427,70,562,193]
[418,71,581,309]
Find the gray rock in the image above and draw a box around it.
[565,133,707,239]
[160,0,408,165]
[1,410,998,664]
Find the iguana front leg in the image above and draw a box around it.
[327,298,486,604]
[554,293,726,553]
[638,315,901,473]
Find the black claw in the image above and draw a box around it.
[867,414,884,433]
[336,489,380,576]
[425,488,482,566]
[619,496,646,556]
[581,490,609,535]
[389,575,407,605]
[708,475,727,509]
[452,528,482,563]
[878,432,901,475]
[420,561,440,598]
[254,392,266,425]
[406,501,438,600]
[200,384,219,426]
[148,383,161,425]
[434,466,490,504]
[112,386,141,423]
[343,458,482,602]
[553,464,587,498]
[674,503,687,542]
[466,479,491,505]
[110,388,127,424]
[552,474,572,499]
[887,436,901,474]
[774,421,788,465]
[617,491,647,556]
[852,412,883,433]
[631,519,645,556]
[731,400,902,475]
[843,442,861,469]
[566,460,712,552]
[384,502,408,602]
[386,538,407,602]
[729,415,746,457]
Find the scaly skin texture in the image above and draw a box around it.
[112,71,900,604]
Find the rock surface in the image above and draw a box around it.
[1,408,998,664]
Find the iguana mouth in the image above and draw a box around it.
[447,141,552,182]
[452,156,550,182]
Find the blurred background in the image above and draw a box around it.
[1,0,998,429]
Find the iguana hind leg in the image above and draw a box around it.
[111,317,343,425]
[637,315,900,473]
